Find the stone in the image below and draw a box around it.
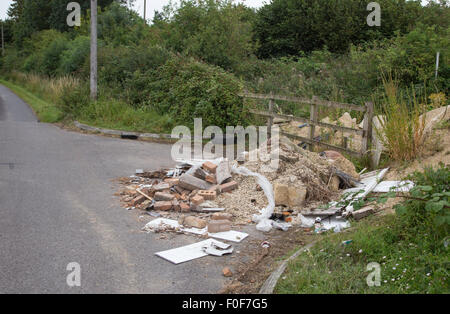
[274,181,306,208]
[181,216,207,229]
[338,112,357,128]
[164,178,179,186]
[222,267,233,277]
[329,175,340,191]
[172,199,180,211]
[287,185,306,207]
[153,182,170,191]
[179,202,190,212]
[274,182,289,207]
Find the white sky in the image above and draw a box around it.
[0,0,433,22]
[0,0,268,21]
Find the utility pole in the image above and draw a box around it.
[1,20,4,56]
[144,0,147,23]
[435,51,440,79]
[90,0,98,100]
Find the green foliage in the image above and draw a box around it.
[59,36,90,77]
[395,164,450,234]
[153,0,257,74]
[254,0,424,58]
[146,56,245,129]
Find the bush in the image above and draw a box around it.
[59,36,90,77]
[146,56,245,129]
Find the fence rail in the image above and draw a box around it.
[240,92,373,157]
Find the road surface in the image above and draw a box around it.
[0,84,236,293]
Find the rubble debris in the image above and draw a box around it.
[154,192,174,201]
[154,201,173,211]
[191,194,205,205]
[202,161,217,173]
[198,190,216,200]
[211,213,233,220]
[220,180,238,193]
[216,161,232,184]
[202,242,233,257]
[372,180,414,193]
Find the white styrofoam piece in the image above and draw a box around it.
[208,230,249,243]
[155,239,229,264]
[372,180,414,193]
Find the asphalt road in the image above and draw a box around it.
[0,84,239,293]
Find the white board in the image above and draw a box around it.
[155,239,229,264]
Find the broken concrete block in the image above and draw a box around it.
[274,182,289,206]
[211,213,232,220]
[352,206,374,220]
[202,161,217,173]
[198,190,216,200]
[154,201,173,211]
[178,173,211,191]
[191,194,205,205]
[287,186,306,207]
[154,192,175,201]
[215,161,231,184]
[208,220,231,233]
[274,182,306,207]
[220,180,238,193]
[181,216,207,229]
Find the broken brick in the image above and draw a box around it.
[205,174,217,184]
[211,213,232,220]
[220,180,238,193]
[164,178,179,186]
[202,161,217,173]
[180,202,190,212]
[198,190,216,200]
[191,194,205,205]
[154,201,173,211]
[208,219,231,233]
[130,195,146,206]
[222,267,233,277]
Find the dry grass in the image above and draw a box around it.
[376,75,427,162]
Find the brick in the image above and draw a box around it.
[222,267,233,277]
[209,185,221,193]
[178,174,211,191]
[211,213,232,220]
[130,195,146,206]
[194,167,207,180]
[154,201,173,211]
[180,202,190,212]
[154,192,175,201]
[164,178,179,186]
[220,180,238,193]
[198,190,216,200]
[205,174,217,184]
[191,194,204,205]
[207,220,231,233]
[202,161,217,173]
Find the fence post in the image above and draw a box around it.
[361,101,374,157]
[309,96,319,151]
[268,92,274,139]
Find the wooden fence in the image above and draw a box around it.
[240,92,374,157]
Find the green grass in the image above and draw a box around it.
[0,78,63,123]
[275,214,449,294]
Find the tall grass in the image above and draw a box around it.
[376,75,427,161]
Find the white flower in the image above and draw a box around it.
[393,267,396,270]
[358,249,363,253]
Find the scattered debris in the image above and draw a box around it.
[222,267,233,277]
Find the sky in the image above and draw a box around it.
[0,0,268,21]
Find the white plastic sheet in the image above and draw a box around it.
[231,165,276,232]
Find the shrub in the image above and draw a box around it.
[146,56,245,129]
[59,36,90,77]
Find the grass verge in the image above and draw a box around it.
[0,78,63,123]
[275,214,449,293]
